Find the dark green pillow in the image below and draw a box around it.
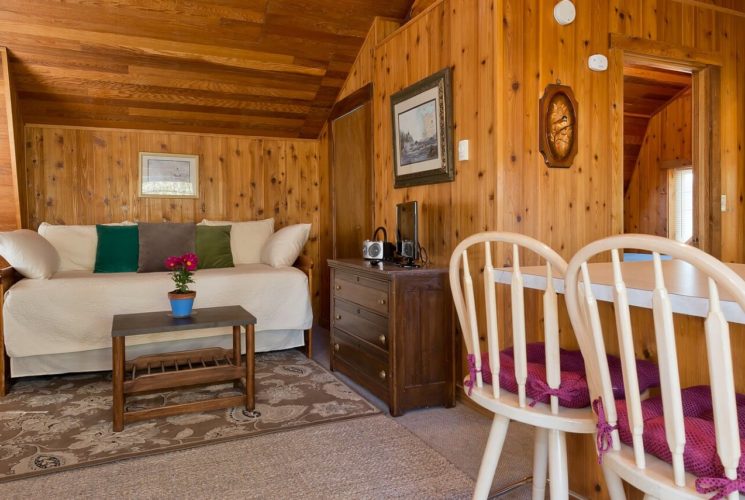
[196,225,234,269]
[94,225,139,273]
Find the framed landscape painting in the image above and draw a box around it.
[391,67,454,188]
[139,152,199,198]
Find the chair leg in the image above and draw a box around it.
[547,429,569,500]
[602,463,626,500]
[532,427,548,500]
[473,414,511,500]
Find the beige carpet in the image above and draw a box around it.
[1,414,475,499]
[0,350,378,482]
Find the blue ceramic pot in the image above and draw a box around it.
[168,291,196,318]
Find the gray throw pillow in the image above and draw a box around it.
[137,223,196,273]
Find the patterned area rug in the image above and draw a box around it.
[0,350,378,482]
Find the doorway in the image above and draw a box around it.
[622,64,693,242]
[612,36,722,257]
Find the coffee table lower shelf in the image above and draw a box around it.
[111,320,256,432]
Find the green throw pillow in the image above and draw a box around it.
[196,225,234,269]
[94,225,139,273]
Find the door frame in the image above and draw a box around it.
[611,35,723,257]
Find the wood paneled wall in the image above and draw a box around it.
[0,47,24,231]
[625,91,692,236]
[336,18,400,103]
[24,125,322,315]
[338,0,745,265]
[334,0,745,497]
[0,55,16,231]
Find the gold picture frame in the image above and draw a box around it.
[138,152,199,198]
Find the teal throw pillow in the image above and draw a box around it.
[196,225,234,269]
[94,225,139,273]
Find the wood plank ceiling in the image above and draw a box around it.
[623,64,691,189]
[0,0,413,138]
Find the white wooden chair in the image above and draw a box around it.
[449,232,596,500]
[564,234,745,500]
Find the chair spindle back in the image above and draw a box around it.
[449,232,568,413]
[565,234,745,489]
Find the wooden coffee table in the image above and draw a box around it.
[110,305,257,432]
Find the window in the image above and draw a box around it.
[669,168,693,243]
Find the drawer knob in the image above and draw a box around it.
[378,298,386,305]
[335,284,341,290]
[334,343,340,352]
[378,334,386,345]
[379,370,386,380]
[335,314,342,320]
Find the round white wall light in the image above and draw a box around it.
[588,54,609,71]
[554,0,576,26]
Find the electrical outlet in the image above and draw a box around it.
[458,140,469,161]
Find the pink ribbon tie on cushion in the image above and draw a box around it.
[592,397,618,464]
[527,377,582,407]
[696,475,745,500]
[465,354,481,396]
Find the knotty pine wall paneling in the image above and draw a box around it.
[0,53,17,230]
[317,123,331,327]
[24,126,322,316]
[333,0,745,498]
[336,17,401,103]
[0,47,24,231]
[624,91,692,236]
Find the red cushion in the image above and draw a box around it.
[613,386,745,482]
[475,343,660,408]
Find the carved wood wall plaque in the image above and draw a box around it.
[539,84,578,168]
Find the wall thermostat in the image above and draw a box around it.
[588,54,609,72]
[553,0,576,26]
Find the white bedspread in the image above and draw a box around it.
[3,264,313,358]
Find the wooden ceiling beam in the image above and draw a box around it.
[12,64,321,101]
[17,84,314,114]
[23,114,300,138]
[19,92,308,120]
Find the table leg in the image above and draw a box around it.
[112,336,125,432]
[245,323,255,411]
[232,325,241,366]
[232,325,241,390]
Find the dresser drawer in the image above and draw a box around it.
[333,271,389,315]
[333,298,389,350]
[331,329,389,393]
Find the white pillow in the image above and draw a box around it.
[38,223,98,271]
[200,218,274,264]
[0,229,60,279]
[260,224,311,268]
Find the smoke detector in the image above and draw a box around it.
[554,0,576,26]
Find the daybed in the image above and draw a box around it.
[0,221,314,396]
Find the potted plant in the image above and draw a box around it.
[165,253,198,318]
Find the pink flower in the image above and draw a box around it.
[182,253,199,271]
[164,256,182,269]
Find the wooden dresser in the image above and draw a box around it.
[328,259,455,416]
